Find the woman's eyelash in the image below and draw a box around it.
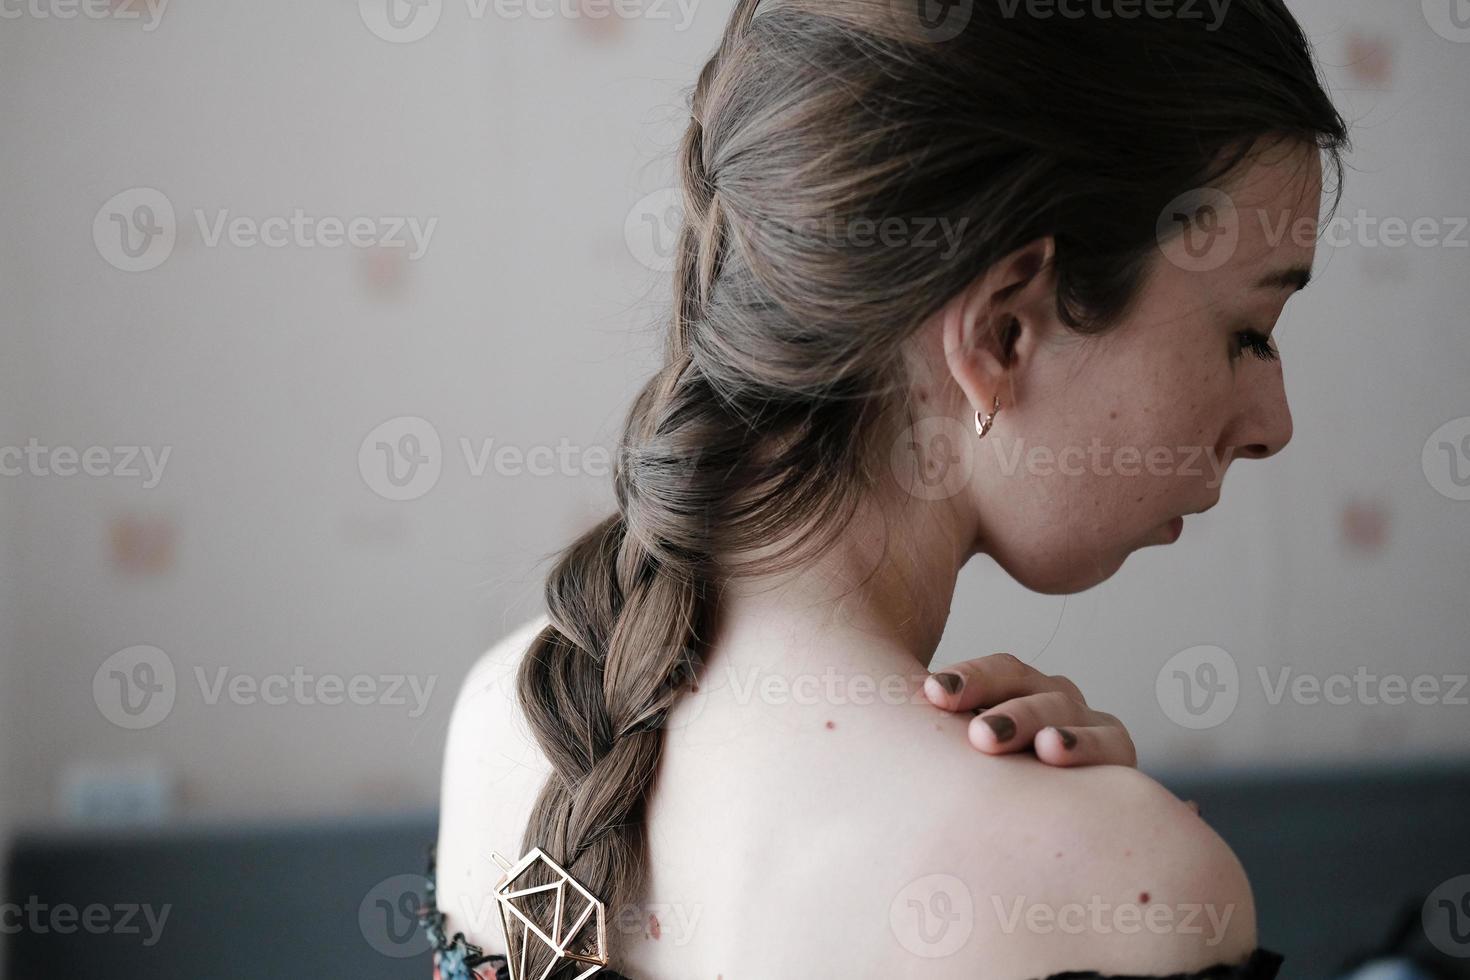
[1233,329,1279,362]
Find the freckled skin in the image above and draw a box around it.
[436,143,1309,980]
[928,140,1319,594]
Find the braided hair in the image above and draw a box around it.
[510,0,1348,973]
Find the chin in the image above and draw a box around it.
[1001,549,1129,596]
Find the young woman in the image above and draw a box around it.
[429,0,1349,976]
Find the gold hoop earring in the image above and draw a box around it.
[974,395,1001,439]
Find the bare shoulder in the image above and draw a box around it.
[934,760,1258,978]
[433,613,552,955]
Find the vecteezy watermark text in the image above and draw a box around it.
[0,0,167,29]
[996,0,1234,32]
[1157,645,1468,730]
[94,188,437,272]
[1,898,170,946]
[94,645,438,730]
[452,889,703,947]
[358,416,615,501]
[991,895,1237,945]
[0,440,170,487]
[358,0,701,44]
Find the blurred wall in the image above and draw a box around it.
[0,0,1466,833]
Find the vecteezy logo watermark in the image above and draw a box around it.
[991,895,1237,944]
[624,187,684,274]
[0,439,171,487]
[1423,416,1470,502]
[622,189,970,273]
[987,437,1236,487]
[359,0,700,43]
[93,188,438,272]
[360,874,432,958]
[770,213,969,260]
[1423,874,1470,958]
[1157,187,1241,273]
[715,664,932,709]
[93,645,439,729]
[359,416,443,501]
[884,0,974,44]
[1155,645,1239,730]
[1423,0,1470,43]
[359,0,443,43]
[93,188,176,272]
[890,873,974,958]
[0,0,168,30]
[358,416,616,502]
[1157,645,1468,730]
[94,645,177,730]
[1156,190,1469,275]
[452,886,704,946]
[891,416,977,501]
[893,428,1244,501]
[0,898,171,946]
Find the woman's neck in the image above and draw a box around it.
[709,491,975,680]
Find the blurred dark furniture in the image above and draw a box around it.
[5,764,1469,979]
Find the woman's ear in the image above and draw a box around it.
[942,236,1056,415]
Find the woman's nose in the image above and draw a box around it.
[1232,370,1294,462]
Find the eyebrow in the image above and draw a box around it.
[1254,265,1313,293]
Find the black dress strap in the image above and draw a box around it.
[420,842,1279,980]
[1040,947,1286,979]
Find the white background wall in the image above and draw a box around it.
[0,0,1466,836]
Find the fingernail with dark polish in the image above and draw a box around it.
[932,672,963,696]
[1055,727,1078,750]
[981,714,1016,742]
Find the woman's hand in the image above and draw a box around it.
[923,653,1137,768]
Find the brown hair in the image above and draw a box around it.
[513,0,1348,970]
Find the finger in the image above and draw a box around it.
[967,691,1094,754]
[1033,724,1138,768]
[926,653,1083,712]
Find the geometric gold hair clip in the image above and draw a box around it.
[491,848,610,980]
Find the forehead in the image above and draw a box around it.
[1227,140,1323,274]
[1149,139,1324,304]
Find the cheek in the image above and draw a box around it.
[975,336,1229,588]
[1095,342,1227,494]
[1031,359,1218,527]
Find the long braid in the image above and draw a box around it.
[512,4,767,974]
[507,0,1350,974]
